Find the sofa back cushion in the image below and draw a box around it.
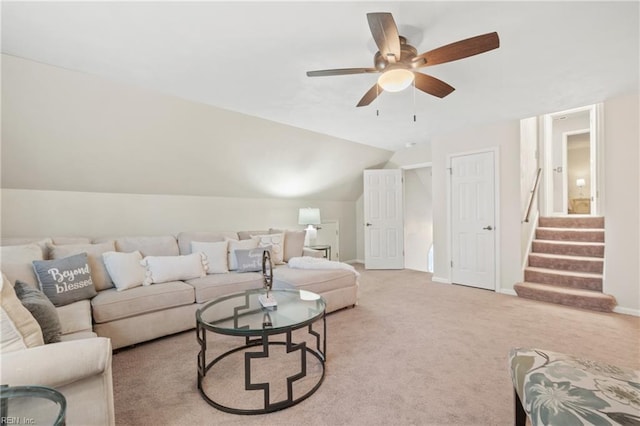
[0,243,45,287]
[270,229,306,262]
[238,230,268,240]
[177,231,238,255]
[113,236,179,257]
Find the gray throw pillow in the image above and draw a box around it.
[235,246,271,273]
[14,280,62,344]
[32,252,97,307]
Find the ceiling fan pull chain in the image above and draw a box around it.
[413,79,417,122]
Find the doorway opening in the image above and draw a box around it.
[541,104,603,216]
[402,163,433,272]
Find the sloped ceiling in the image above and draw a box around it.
[2,1,638,152]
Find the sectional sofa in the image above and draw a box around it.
[1,228,359,424]
[2,229,359,349]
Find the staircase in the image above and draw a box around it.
[514,216,617,312]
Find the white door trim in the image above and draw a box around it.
[446,147,501,291]
[542,103,601,217]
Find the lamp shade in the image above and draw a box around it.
[378,69,414,92]
[576,178,586,188]
[298,208,321,225]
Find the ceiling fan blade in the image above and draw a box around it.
[356,83,383,107]
[413,73,455,98]
[367,12,401,61]
[306,68,378,77]
[415,32,500,67]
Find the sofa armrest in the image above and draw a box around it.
[303,248,324,258]
[2,337,115,426]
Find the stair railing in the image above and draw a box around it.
[523,168,542,223]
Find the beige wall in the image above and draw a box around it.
[0,189,360,261]
[1,54,391,202]
[602,92,639,315]
[1,54,392,262]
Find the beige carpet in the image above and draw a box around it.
[112,266,640,425]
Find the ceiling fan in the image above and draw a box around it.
[306,12,500,107]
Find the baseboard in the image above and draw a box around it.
[344,259,363,265]
[432,276,451,284]
[613,306,640,317]
[498,288,518,296]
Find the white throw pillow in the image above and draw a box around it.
[1,273,44,353]
[252,233,285,264]
[191,241,228,274]
[225,237,259,271]
[140,253,208,285]
[102,251,147,291]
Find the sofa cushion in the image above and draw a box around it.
[253,234,285,264]
[177,231,238,255]
[1,273,44,352]
[185,273,264,303]
[48,241,116,291]
[102,251,146,291]
[226,238,259,271]
[91,281,195,323]
[14,280,62,344]
[0,243,44,286]
[238,230,268,240]
[191,241,228,274]
[56,300,93,335]
[270,229,306,262]
[140,253,208,285]
[235,246,271,273]
[32,253,97,307]
[114,236,179,257]
[273,266,357,294]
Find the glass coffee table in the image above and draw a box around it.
[0,385,66,426]
[196,288,326,415]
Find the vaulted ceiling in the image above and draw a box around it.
[2,1,638,151]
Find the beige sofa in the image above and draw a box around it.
[1,268,114,425]
[1,229,359,350]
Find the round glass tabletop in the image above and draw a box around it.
[196,289,325,335]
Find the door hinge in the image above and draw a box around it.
[447,167,452,175]
[450,260,453,267]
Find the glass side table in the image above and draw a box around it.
[0,385,66,426]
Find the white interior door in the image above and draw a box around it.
[450,151,496,290]
[364,169,404,269]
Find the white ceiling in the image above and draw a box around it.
[2,1,638,152]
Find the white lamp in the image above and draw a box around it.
[298,207,321,246]
[576,178,586,196]
[378,68,415,92]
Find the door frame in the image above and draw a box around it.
[542,103,603,216]
[447,147,501,291]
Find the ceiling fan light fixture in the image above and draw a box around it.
[378,68,414,92]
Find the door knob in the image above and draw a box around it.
[366,222,372,227]
[483,225,493,230]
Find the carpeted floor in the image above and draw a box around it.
[112,266,640,425]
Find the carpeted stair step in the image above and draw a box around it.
[514,282,616,312]
[532,240,604,257]
[524,267,602,291]
[536,227,604,243]
[538,216,604,229]
[528,253,603,274]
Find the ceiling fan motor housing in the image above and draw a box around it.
[373,36,419,71]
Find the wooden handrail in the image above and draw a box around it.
[523,168,542,223]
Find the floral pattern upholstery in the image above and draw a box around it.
[509,348,640,426]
